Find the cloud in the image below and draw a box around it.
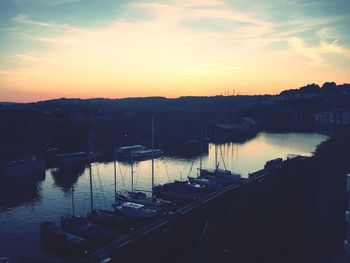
[11,14,74,31]
[7,2,350,68]
[287,37,323,65]
[287,37,350,66]
[13,0,83,6]
[319,40,350,57]
[1,0,350,101]
[11,0,275,62]
[316,27,338,40]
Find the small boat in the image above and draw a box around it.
[153,180,207,205]
[40,221,90,256]
[199,168,242,184]
[188,176,223,191]
[115,191,175,211]
[61,215,117,244]
[87,209,132,231]
[115,145,145,158]
[198,141,242,186]
[112,201,158,219]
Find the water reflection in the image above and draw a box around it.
[0,173,45,209]
[261,133,326,154]
[203,133,329,176]
[51,164,87,192]
[49,133,330,196]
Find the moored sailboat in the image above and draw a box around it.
[153,180,208,205]
[198,142,242,184]
[114,117,176,212]
[61,164,118,244]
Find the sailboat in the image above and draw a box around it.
[85,163,132,231]
[198,142,242,185]
[188,127,225,190]
[187,176,223,191]
[114,117,176,212]
[152,179,207,205]
[61,163,118,244]
[153,126,211,205]
[112,152,159,220]
[185,127,241,190]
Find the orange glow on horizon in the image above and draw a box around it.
[1,1,350,102]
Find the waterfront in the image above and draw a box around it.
[0,132,328,260]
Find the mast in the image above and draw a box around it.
[89,163,94,213]
[214,128,218,171]
[71,186,75,217]
[113,151,117,204]
[199,125,203,171]
[151,116,155,196]
[215,144,218,171]
[70,161,75,216]
[131,153,134,192]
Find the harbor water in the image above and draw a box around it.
[0,132,328,260]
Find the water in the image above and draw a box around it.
[0,132,328,259]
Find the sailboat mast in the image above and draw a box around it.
[199,125,203,171]
[71,186,75,217]
[131,153,134,192]
[151,116,155,196]
[70,162,75,216]
[89,163,94,212]
[215,144,218,170]
[113,151,117,204]
[214,127,218,170]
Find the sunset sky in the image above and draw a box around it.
[0,0,350,102]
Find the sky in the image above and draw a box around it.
[0,0,350,102]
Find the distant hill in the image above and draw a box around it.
[280,82,350,96]
[1,81,349,107]
[0,102,22,106]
